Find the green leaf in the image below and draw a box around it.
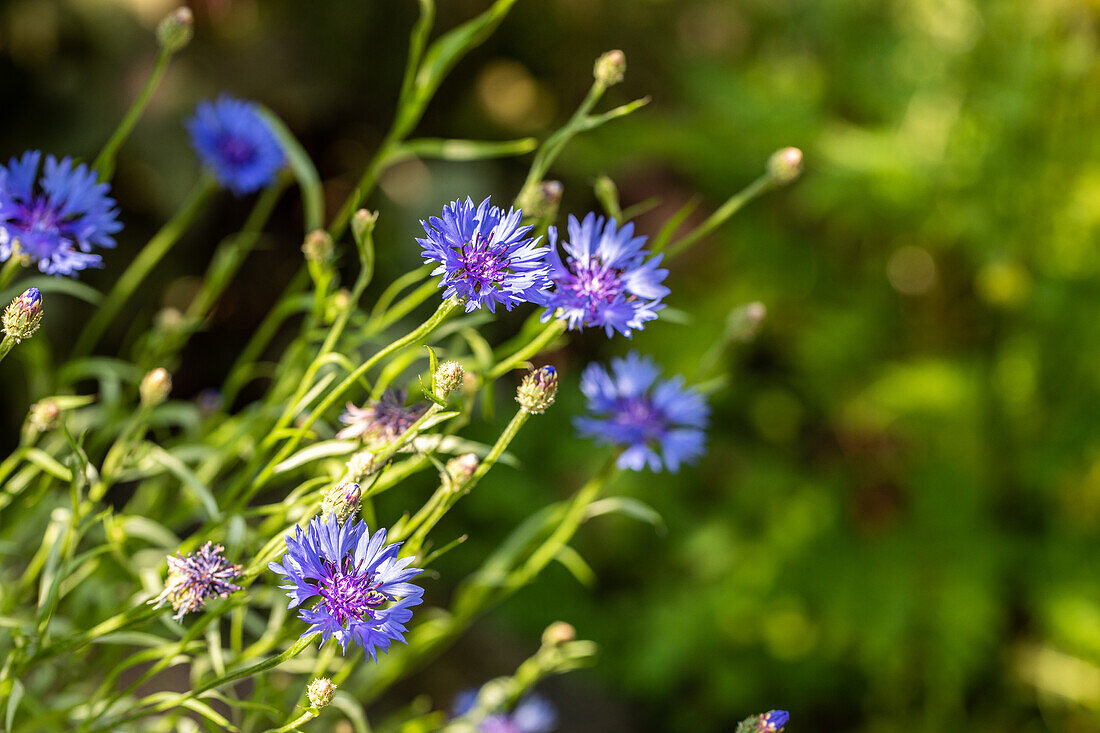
[586,496,666,533]
[555,544,596,587]
[0,276,103,306]
[144,445,222,521]
[650,197,700,255]
[273,440,359,475]
[257,106,324,233]
[23,448,73,482]
[395,136,537,161]
[5,679,24,731]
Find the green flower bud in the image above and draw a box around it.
[517,365,558,415]
[2,288,42,343]
[541,621,576,647]
[156,7,194,53]
[321,482,362,525]
[346,450,375,480]
[594,49,627,87]
[444,453,479,492]
[766,147,803,185]
[28,399,60,432]
[140,368,172,407]
[435,361,465,400]
[306,677,337,709]
[301,230,335,264]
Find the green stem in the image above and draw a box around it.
[247,297,460,497]
[263,711,317,733]
[0,255,23,292]
[486,319,566,380]
[93,48,173,182]
[0,336,14,365]
[74,177,218,357]
[663,173,775,259]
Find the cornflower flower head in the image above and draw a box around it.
[0,151,122,276]
[539,212,669,338]
[337,390,426,443]
[269,515,423,658]
[453,692,558,733]
[186,95,284,195]
[418,197,550,313]
[575,352,709,473]
[149,542,242,621]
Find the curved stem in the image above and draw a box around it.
[663,173,774,260]
[74,177,218,357]
[93,48,173,182]
[246,297,460,497]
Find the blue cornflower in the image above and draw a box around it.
[186,95,284,195]
[418,197,550,313]
[453,691,557,733]
[738,710,789,732]
[575,352,709,473]
[269,515,423,658]
[539,213,668,337]
[0,151,122,276]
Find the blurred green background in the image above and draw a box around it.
[3,0,1100,730]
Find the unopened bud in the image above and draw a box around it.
[306,677,337,709]
[321,481,361,524]
[541,621,576,647]
[3,288,42,343]
[727,301,766,343]
[346,450,375,480]
[29,399,60,432]
[140,368,172,407]
[766,147,803,185]
[156,7,194,53]
[737,710,790,733]
[461,371,479,398]
[156,307,184,332]
[351,209,378,246]
[435,361,464,400]
[444,453,479,491]
[517,365,558,414]
[301,230,334,264]
[517,180,563,221]
[594,50,626,87]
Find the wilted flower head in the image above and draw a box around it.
[0,152,122,276]
[453,692,558,733]
[539,213,669,338]
[306,677,337,709]
[418,197,550,313]
[516,366,558,414]
[187,95,284,195]
[3,288,42,342]
[150,542,242,621]
[337,390,426,443]
[269,515,423,657]
[575,352,709,473]
[737,710,790,733]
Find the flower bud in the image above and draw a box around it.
[351,209,378,246]
[346,450,375,480]
[517,366,558,414]
[766,147,803,185]
[156,7,194,53]
[321,481,362,525]
[140,368,172,407]
[594,49,627,87]
[156,307,184,332]
[301,229,335,264]
[306,677,337,709]
[737,710,789,733]
[516,180,563,220]
[29,399,60,432]
[727,301,766,343]
[444,453,479,491]
[435,361,465,400]
[541,621,576,647]
[3,288,42,343]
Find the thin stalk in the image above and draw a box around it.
[246,297,460,496]
[263,711,316,733]
[74,176,218,357]
[0,336,15,365]
[0,255,23,292]
[93,48,173,181]
[663,173,774,259]
[486,319,566,379]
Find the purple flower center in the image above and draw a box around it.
[318,558,389,626]
[216,134,258,167]
[611,396,666,443]
[564,257,624,314]
[456,237,509,293]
